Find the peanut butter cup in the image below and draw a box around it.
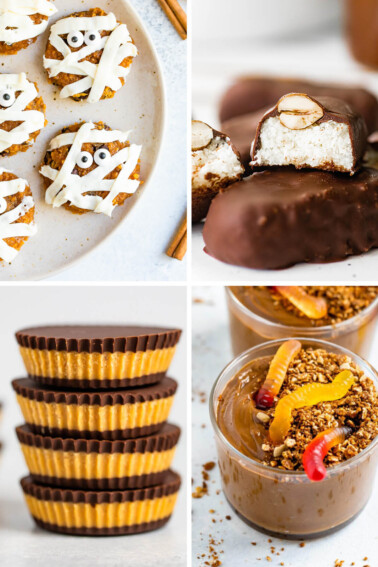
[21,470,181,536]
[16,325,181,389]
[12,377,178,440]
[16,423,180,490]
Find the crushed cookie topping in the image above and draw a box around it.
[265,286,378,325]
[260,348,378,470]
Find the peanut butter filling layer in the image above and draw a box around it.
[16,396,175,438]
[19,346,176,382]
[24,493,178,529]
[20,444,177,479]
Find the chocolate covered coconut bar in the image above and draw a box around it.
[251,94,368,175]
[192,120,244,223]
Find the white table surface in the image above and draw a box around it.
[192,286,378,567]
[0,286,187,566]
[192,30,378,282]
[48,0,187,281]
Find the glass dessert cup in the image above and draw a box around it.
[226,287,378,359]
[345,0,378,69]
[210,338,378,538]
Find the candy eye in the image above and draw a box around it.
[67,31,84,48]
[94,148,111,166]
[0,89,15,108]
[84,30,101,48]
[76,151,93,169]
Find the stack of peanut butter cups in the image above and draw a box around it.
[12,325,182,536]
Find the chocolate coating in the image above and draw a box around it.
[16,423,181,454]
[30,517,172,536]
[12,377,178,406]
[221,108,270,176]
[16,325,181,353]
[251,96,368,174]
[219,77,378,134]
[21,470,181,503]
[203,167,378,269]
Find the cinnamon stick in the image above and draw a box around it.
[173,231,187,261]
[156,0,187,40]
[166,215,187,260]
[166,0,187,34]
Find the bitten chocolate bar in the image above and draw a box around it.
[251,94,368,175]
[192,120,244,223]
[203,167,378,270]
[219,76,378,134]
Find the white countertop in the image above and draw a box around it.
[0,286,187,566]
[192,286,378,567]
[192,30,378,282]
[49,0,187,281]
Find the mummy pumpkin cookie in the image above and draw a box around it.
[40,121,142,216]
[0,73,46,157]
[43,8,138,103]
[0,168,37,263]
[0,0,57,55]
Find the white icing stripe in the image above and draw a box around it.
[0,167,37,262]
[43,13,137,103]
[40,122,142,217]
[48,128,130,150]
[50,14,118,34]
[0,0,57,44]
[0,177,26,213]
[0,73,45,153]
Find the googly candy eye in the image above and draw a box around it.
[94,148,111,166]
[76,151,93,169]
[0,89,15,108]
[84,30,101,48]
[67,31,84,48]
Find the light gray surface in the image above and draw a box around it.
[48,0,187,281]
[192,286,378,567]
[0,286,187,566]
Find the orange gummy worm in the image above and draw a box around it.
[255,339,301,409]
[274,286,328,319]
[302,426,352,481]
[269,370,355,444]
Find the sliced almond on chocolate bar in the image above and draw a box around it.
[277,93,324,130]
[192,120,214,151]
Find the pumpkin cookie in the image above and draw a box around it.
[12,377,178,439]
[0,168,37,263]
[40,121,142,216]
[16,324,181,389]
[0,0,57,55]
[43,8,137,103]
[0,73,46,157]
[17,423,181,490]
[21,470,181,536]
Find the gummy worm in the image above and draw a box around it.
[255,339,301,409]
[302,426,352,481]
[269,370,355,444]
[274,286,328,319]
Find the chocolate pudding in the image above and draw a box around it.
[227,286,378,358]
[211,339,378,537]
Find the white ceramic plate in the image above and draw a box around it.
[0,0,165,280]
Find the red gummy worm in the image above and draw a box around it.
[302,426,352,482]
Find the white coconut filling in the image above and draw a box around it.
[192,137,244,189]
[253,116,354,171]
